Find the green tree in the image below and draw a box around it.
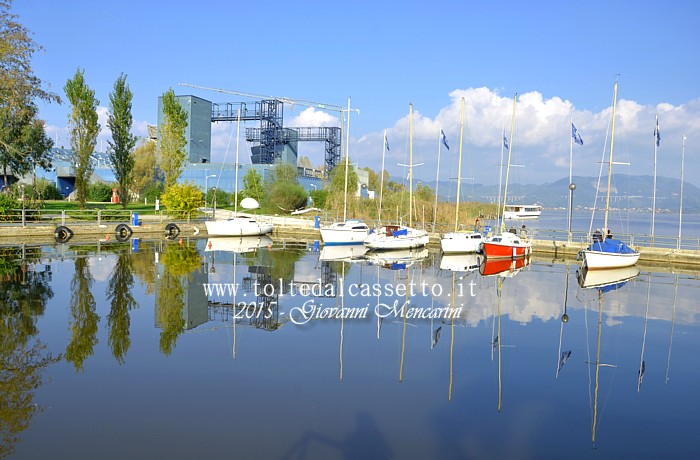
[24,117,54,193]
[64,68,99,208]
[66,257,99,372]
[132,140,158,196]
[107,74,136,208]
[106,253,137,364]
[0,0,59,189]
[161,181,204,218]
[264,163,307,212]
[156,243,200,355]
[241,167,265,204]
[326,158,358,212]
[159,89,188,187]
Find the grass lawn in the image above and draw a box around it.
[41,200,157,212]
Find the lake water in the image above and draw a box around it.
[2,238,699,459]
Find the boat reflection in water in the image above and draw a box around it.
[479,255,531,278]
[439,253,481,273]
[577,264,640,445]
[319,244,368,262]
[204,235,273,254]
[362,248,429,271]
[478,256,530,411]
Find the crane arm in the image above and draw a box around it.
[178,83,358,114]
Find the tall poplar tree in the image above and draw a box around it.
[159,89,187,188]
[64,68,99,208]
[107,74,136,208]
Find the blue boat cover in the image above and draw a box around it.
[392,228,408,237]
[599,281,628,293]
[390,263,407,270]
[587,238,636,254]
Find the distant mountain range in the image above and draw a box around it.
[403,174,700,213]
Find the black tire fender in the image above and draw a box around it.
[54,225,74,243]
[115,223,133,242]
[165,223,180,238]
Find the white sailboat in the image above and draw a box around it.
[440,97,483,254]
[320,97,370,245]
[364,104,429,250]
[579,81,640,269]
[204,108,273,237]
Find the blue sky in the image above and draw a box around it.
[14,0,700,186]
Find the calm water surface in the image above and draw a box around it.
[2,238,699,459]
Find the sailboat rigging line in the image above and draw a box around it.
[587,97,614,238]
[214,117,237,200]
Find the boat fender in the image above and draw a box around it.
[165,223,180,239]
[115,224,133,242]
[54,225,74,244]
[193,226,199,236]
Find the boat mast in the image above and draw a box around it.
[433,129,442,230]
[342,97,352,222]
[678,134,686,250]
[409,103,414,227]
[234,107,241,215]
[500,94,517,233]
[378,130,387,225]
[603,81,619,234]
[454,97,465,232]
[497,126,505,223]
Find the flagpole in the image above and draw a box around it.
[568,117,574,242]
[433,129,442,231]
[678,134,686,250]
[651,116,659,246]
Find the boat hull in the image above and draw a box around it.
[364,226,429,250]
[204,217,273,236]
[440,232,483,253]
[481,232,532,259]
[320,221,370,245]
[580,250,640,270]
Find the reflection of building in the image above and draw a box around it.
[154,261,209,331]
[205,249,282,331]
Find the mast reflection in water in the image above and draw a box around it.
[0,238,699,459]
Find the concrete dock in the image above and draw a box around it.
[2,215,699,268]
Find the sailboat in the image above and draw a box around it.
[440,97,484,254]
[320,97,370,245]
[481,94,532,259]
[579,81,640,269]
[364,104,429,250]
[204,108,273,237]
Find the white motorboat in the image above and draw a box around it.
[503,204,542,219]
[204,215,273,237]
[440,231,483,253]
[320,219,370,245]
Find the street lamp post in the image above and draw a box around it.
[205,174,216,209]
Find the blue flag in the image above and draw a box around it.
[384,135,390,151]
[503,134,509,151]
[654,118,661,147]
[572,123,584,145]
[441,129,450,150]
